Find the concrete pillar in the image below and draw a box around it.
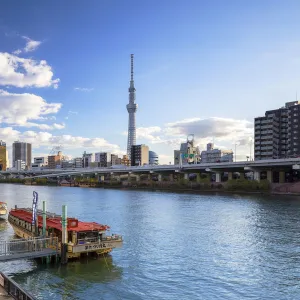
[239,172,245,180]
[100,175,104,182]
[267,170,273,183]
[169,174,174,182]
[127,173,131,182]
[215,172,221,183]
[184,173,189,180]
[228,172,233,181]
[136,175,140,182]
[158,174,162,182]
[254,171,260,182]
[196,173,201,182]
[148,174,151,180]
[279,171,285,183]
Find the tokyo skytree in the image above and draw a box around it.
[126,54,138,160]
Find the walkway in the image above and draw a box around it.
[0,237,59,262]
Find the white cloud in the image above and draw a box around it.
[19,122,65,130]
[134,117,254,161]
[13,49,22,55]
[164,117,253,141]
[0,52,60,88]
[68,111,78,115]
[74,87,94,92]
[0,89,62,126]
[22,36,41,52]
[136,117,252,147]
[18,131,121,152]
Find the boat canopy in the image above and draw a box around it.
[9,209,109,232]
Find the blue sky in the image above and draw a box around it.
[1,0,300,164]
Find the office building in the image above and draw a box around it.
[149,151,159,165]
[254,101,300,160]
[131,144,149,166]
[82,152,95,168]
[74,157,83,168]
[111,154,122,166]
[12,141,32,169]
[48,151,63,169]
[95,152,111,167]
[200,143,233,163]
[0,140,7,171]
[121,155,130,166]
[174,135,200,164]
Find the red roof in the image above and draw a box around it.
[9,209,110,232]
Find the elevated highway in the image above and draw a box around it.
[1,158,300,183]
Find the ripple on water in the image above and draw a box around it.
[1,185,300,299]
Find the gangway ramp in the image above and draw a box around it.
[0,237,59,262]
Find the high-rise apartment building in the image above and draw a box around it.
[254,101,300,160]
[12,141,32,169]
[0,140,7,171]
[131,144,149,166]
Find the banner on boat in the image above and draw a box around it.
[32,191,38,225]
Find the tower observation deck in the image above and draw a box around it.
[126,54,138,160]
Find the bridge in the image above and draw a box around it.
[1,157,300,183]
[0,237,59,262]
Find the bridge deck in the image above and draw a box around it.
[0,248,58,262]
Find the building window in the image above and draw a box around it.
[294,119,298,122]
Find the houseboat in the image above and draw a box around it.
[0,202,7,219]
[8,207,122,259]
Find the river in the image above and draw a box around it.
[0,184,299,299]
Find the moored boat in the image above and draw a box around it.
[8,193,122,259]
[0,202,7,219]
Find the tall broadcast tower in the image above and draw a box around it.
[126,54,138,160]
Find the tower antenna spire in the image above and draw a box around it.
[131,54,134,81]
[126,54,138,161]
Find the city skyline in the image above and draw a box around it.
[1,1,300,164]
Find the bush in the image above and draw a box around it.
[225,179,270,192]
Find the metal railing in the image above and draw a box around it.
[0,237,58,256]
[0,272,36,300]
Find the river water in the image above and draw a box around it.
[0,184,300,299]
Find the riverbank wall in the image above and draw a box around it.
[0,178,290,195]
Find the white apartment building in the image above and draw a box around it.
[201,143,233,163]
[15,160,26,171]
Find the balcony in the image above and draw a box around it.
[261,141,273,145]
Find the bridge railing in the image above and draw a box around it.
[0,237,58,256]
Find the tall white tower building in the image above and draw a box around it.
[126,54,138,160]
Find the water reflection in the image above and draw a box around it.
[0,219,8,233]
[12,256,122,299]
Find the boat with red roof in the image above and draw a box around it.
[8,195,122,259]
